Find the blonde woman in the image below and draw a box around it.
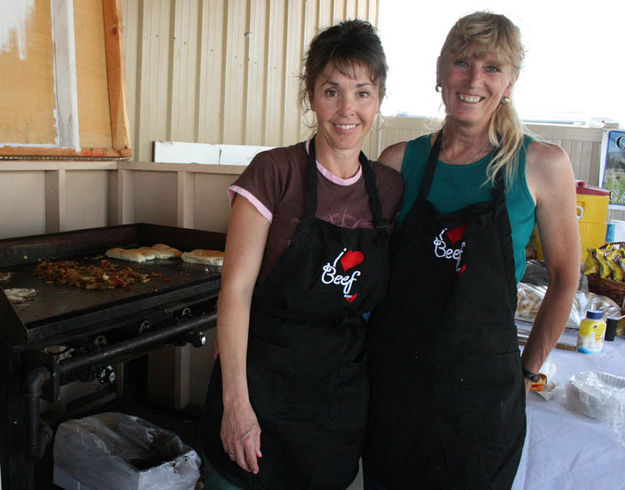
[364,12,580,490]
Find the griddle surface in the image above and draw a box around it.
[2,256,220,326]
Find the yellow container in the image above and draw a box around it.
[533,181,609,262]
[576,181,609,262]
[577,310,606,354]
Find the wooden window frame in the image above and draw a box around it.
[0,0,131,159]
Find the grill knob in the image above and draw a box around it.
[139,320,152,334]
[97,365,116,385]
[188,331,207,348]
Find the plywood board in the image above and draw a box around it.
[0,0,57,145]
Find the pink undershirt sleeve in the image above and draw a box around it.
[228,185,273,222]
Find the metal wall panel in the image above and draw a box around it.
[123,0,379,161]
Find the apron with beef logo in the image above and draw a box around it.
[364,133,526,490]
[202,137,390,490]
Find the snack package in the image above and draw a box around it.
[583,250,600,276]
[585,243,625,281]
[606,248,624,281]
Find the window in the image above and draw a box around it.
[378,1,624,126]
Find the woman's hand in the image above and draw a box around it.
[221,398,262,474]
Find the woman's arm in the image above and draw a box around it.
[378,141,407,172]
[217,196,270,473]
[522,141,581,391]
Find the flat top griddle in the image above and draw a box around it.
[2,257,220,326]
[0,224,225,344]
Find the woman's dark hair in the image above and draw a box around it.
[299,19,387,107]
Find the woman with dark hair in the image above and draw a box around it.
[364,11,580,490]
[200,19,403,490]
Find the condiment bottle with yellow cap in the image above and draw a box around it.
[577,310,606,354]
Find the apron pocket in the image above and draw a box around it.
[459,351,525,446]
[327,358,369,434]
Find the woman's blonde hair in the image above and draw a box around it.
[438,11,526,184]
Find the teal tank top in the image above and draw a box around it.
[397,134,536,282]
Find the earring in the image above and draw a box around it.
[435,84,442,93]
[302,108,317,129]
[373,113,384,131]
[501,96,510,105]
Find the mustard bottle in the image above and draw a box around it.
[577,310,606,354]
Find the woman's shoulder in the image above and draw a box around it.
[524,137,573,203]
[370,160,403,188]
[378,134,433,172]
[378,141,408,172]
[242,142,308,186]
[525,139,571,175]
[233,142,307,209]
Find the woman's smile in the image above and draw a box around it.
[456,93,485,103]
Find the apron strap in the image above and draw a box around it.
[488,149,507,220]
[307,137,320,217]
[417,131,444,201]
[361,153,389,238]
[308,136,388,238]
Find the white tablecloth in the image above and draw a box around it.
[512,336,625,490]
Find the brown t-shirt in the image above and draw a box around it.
[229,141,404,281]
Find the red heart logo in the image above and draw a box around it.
[340,250,364,271]
[345,293,358,303]
[446,225,467,244]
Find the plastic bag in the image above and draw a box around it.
[53,412,200,490]
[516,282,621,328]
[565,371,625,448]
[521,259,587,290]
[520,260,550,286]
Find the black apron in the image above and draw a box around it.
[364,133,526,490]
[201,138,390,490]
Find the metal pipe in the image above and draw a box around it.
[58,313,216,379]
[20,313,215,461]
[23,367,53,461]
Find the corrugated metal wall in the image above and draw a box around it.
[122,0,379,162]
